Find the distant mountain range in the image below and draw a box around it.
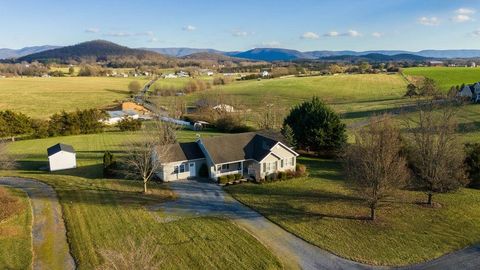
[0,45,61,59]
[4,40,480,62]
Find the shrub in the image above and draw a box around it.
[266,173,278,181]
[218,176,229,184]
[103,151,117,178]
[278,171,287,180]
[295,164,308,177]
[285,169,295,179]
[227,174,235,181]
[117,118,142,131]
[128,81,142,95]
[215,115,253,133]
[199,163,209,178]
[234,173,242,180]
[465,143,480,188]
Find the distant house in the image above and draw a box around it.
[261,70,270,77]
[47,143,76,172]
[472,62,477,68]
[457,82,480,102]
[429,61,444,67]
[104,110,139,125]
[213,104,235,113]
[154,132,298,181]
[206,71,214,76]
[163,73,177,79]
[176,71,189,78]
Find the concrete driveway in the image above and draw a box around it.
[161,179,480,270]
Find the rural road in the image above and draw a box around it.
[160,180,480,270]
[0,177,75,270]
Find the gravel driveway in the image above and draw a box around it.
[161,179,480,270]
[0,177,75,270]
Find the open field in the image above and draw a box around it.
[0,186,32,270]
[0,77,148,119]
[3,129,281,269]
[226,157,480,266]
[402,67,480,90]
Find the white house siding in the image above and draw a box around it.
[158,159,206,181]
[48,152,76,171]
[259,145,296,179]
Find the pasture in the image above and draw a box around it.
[0,77,148,119]
[226,157,480,266]
[402,67,480,90]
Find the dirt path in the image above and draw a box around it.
[0,177,75,270]
[160,180,480,270]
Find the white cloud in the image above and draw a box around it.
[259,41,281,47]
[300,31,320,40]
[182,25,196,31]
[148,37,160,42]
[105,32,132,37]
[136,31,154,37]
[452,14,474,22]
[371,32,383,38]
[471,29,480,37]
[324,31,339,37]
[418,16,440,26]
[232,30,250,37]
[85,28,99,33]
[345,30,361,37]
[456,8,475,15]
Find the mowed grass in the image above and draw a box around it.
[402,67,480,90]
[0,77,148,118]
[0,186,32,270]
[3,129,281,269]
[226,157,480,266]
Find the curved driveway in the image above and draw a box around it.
[0,177,75,270]
[162,180,480,270]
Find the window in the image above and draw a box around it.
[263,163,266,172]
[221,164,230,170]
[272,161,277,171]
[291,157,295,166]
[237,162,242,170]
[180,164,185,173]
[217,165,221,171]
[280,159,284,168]
[266,162,271,172]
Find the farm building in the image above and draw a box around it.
[457,82,480,102]
[121,102,150,115]
[104,110,139,125]
[47,143,76,171]
[154,132,298,182]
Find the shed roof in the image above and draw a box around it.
[47,143,75,156]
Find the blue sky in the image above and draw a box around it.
[1,0,480,51]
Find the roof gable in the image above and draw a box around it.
[161,142,205,163]
[47,143,75,156]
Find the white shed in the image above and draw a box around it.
[47,143,76,171]
[104,110,139,125]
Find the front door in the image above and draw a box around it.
[189,162,196,177]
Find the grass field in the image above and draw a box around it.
[226,157,480,266]
[0,77,148,119]
[402,67,480,90]
[0,186,32,270]
[3,129,282,269]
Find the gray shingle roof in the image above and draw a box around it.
[199,132,286,164]
[161,142,205,163]
[47,143,75,156]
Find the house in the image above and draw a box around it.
[104,110,139,125]
[163,73,177,79]
[47,143,76,171]
[155,132,298,182]
[471,62,477,68]
[177,71,189,78]
[429,61,444,67]
[261,70,270,77]
[212,104,235,113]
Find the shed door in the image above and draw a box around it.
[189,162,196,177]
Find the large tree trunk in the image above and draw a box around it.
[143,180,148,193]
[370,207,376,220]
[427,193,433,205]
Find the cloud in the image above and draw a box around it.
[182,25,196,31]
[418,16,440,26]
[345,30,361,37]
[371,32,383,38]
[300,31,320,40]
[456,8,475,15]
[471,29,480,37]
[104,32,132,37]
[85,28,99,33]
[324,31,339,37]
[452,14,474,22]
[136,31,154,37]
[232,30,253,37]
[259,41,281,47]
[148,37,160,42]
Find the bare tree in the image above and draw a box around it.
[0,140,16,170]
[123,121,177,193]
[344,115,408,220]
[255,95,285,130]
[405,100,467,205]
[97,238,163,270]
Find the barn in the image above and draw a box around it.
[47,143,77,171]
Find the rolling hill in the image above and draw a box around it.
[319,53,429,62]
[0,45,61,59]
[229,48,308,61]
[17,40,168,62]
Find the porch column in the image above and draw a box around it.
[240,161,243,174]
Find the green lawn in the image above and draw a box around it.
[402,67,480,90]
[0,77,148,119]
[226,157,480,266]
[3,129,281,269]
[0,186,32,270]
